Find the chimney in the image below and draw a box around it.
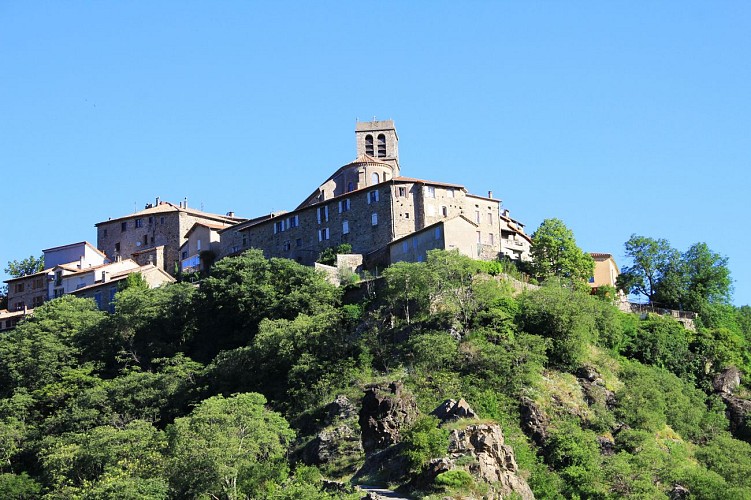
[78,256,84,269]
[156,196,160,206]
[226,211,235,217]
[183,197,188,209]
[488,190,493,199]
[102,271,110,283]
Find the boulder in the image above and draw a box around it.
[446,424,534,500]
[359,382,418,453]
[713,367,741,395]
[431,398,477,423]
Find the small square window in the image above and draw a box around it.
[398,187,407,197]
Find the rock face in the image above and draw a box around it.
[430,398,477,422]
[359,382,418,453]
[713,367,741,395]
[710,367,751,442]
[519,397,549,447]
[301,395,363,468]
[577,365,617,410]
[446,424,535,500]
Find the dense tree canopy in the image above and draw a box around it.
[529,218,594,283]
[617,235,732,314]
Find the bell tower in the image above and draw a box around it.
[355,119,400,174]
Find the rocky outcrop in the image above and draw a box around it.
[520,397,549,447]
[577,365,616,410]
[724,395,751,442]
[447,424,534,499]
[430,398,477,423]
[711,367,751,442]
[301,395,363,469]
[359,382,418,453]
[713,367,741,395]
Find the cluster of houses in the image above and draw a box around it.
[2,120,620,332]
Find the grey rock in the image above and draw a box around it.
[431,398,477,423]
[713,367,741,395]
[359,382,418,453]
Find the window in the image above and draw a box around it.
[103,229,108,237]
[317,206,329,223]
[441,206,448,217]
[289,215,299,228]
[377,134,386,157]
[182,251,188,259]
[425,186,436,198]
[148,216,153,224]
[489,233,495,245]
[296,238,302,247]
[150,236,154,244]
[33,278,43,289]
[14,283,24,293]
[14,301,25,311]
[398,187,407,197]
[33,295,44,307]
[365,134,374,156]
[121,222,127,232]
[342,220,349,234]
[160,217,165,224]
[114,242,120,254]
[488,213,494,224]
[318,228,330,241]
[371,213,378,226]
[135,218,143,228]
[475,211,480,223]
[274,221,285,234]
[368,190,379,204]
[197,239,201,251]
[477,231,482,244]
[405,213,410,219]
[371,172,380,184]
[283,241,291,251]
[339,199,351,213]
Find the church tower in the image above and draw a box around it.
[355,119,400,174]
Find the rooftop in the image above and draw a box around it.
[95,201,246,227]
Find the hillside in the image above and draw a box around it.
[0,249,750,499]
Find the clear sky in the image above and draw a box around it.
[1,2,749,306]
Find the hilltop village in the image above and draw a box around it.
[1,120,616,330]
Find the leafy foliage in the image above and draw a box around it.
[4,256,44,278]
[529,218,594,283]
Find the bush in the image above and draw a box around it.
[435,469,473,488]
[401,416,449,472]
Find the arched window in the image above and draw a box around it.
[371,172,380,184]
[365,135,374,156]
[377,134,386,157]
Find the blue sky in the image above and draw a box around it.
[1,2,749,306]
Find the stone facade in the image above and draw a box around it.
[218,120,531,270]
[96,201,243,275]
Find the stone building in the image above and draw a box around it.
[220,120,531,269]
[95,199,245,275]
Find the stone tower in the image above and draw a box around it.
[355,120,400,174]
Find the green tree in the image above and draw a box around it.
[519,282,597,370]
[167,393,294,499]
[658,242,732,314]
[4,256,44,278]
[383,261,433,324]
[529,219,594,283]
[616,234,680,304]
